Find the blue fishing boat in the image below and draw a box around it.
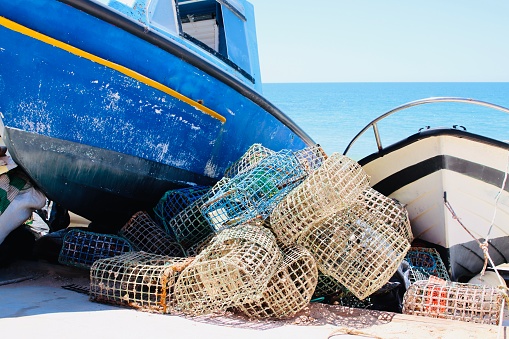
[0,0,314,229]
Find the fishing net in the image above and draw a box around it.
[118,211,184,257]
[153,186,210,236]
[174,222,282,315]
[402,277,505,325]
[58,229,133,269]
[293,144,328,174]
[298,203,410,300]
[357,187,413,243]
[164,194,214,251]
[312,273,373,309]
[270,153,370,245]
[238,245,318,319]
[89,251,194,313]
[223,143,275,178]
[405,247,450,283]
[201,150,307,232]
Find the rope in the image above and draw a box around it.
[328,327,383,339]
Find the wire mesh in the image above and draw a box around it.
[118,211,185,257]
[153,186,210,236]
[293,144,328,174]
[223,143,275,178]
[298,203,410,300]
[402,278,504,325]
[89,251,194,313]
[58,229,133,269]
[174,222,282,315]
[165,194,214,251]
[270,153,370,245]
[405,247,450,283]
[313,273,373,309]
[238,245,318,319]
[357,187,413,243]
[201,150,307,232]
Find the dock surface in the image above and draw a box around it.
[0,259,506,339]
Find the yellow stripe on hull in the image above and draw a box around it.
[0,16,226,123]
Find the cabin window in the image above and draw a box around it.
[148,0,180,34]
[177,1,227,56]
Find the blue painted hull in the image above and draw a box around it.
[0,1,313,227]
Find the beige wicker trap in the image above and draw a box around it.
[238,245,318,319]
[402,277,505,325]
[357,187,413,243]
[89,251,193,313]
[270,153,370,245]
[119,211,184,257]
[298,203,410,300]
[174,222,282,315]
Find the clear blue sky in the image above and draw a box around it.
[248,0,509,83]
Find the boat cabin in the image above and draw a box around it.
[94,0,261,89]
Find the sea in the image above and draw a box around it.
[261,82,509,161]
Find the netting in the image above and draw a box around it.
[402,277,504,325]
[164,194,214,251]
[270,153,370,245]
[293,144,328,174]
[89,251,194,313]
[298,204,410,300]
[223,144,275,178]
[118,211,185,257]
[153,186,210,236]
[58,229,133,269]
[238,245,318,319]
[357,187,413,243]
[201,150,307,232]
[174,223,282,315]
[405,247,450,283]
[313,273,373,309]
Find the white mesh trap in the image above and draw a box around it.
[119,211,184,257]
[298,204,410,300]
[293,144,328,174]
[402,277,505,325]
[270,153,370,245]
[58,229,133,269]
[174,222,282,315]
[357,187,413,243]
[238,245,318,319]
[201,150,307,232]
[90,251,194,313]
[223,143,275,178]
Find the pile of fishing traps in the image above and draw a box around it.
[75,143,425,319]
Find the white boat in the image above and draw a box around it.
[344,97,509,282]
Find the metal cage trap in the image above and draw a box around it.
[89,251,194,313]
[119,211,185,257]
[298,203,411,300]
[201,150,307,233]
[238,244,318,319]
[174,222,282,315]
[270,153,370,246]
[153,185,211,236]
[402,277,505,325]
[58,229,133,269]
[405,247,450,283]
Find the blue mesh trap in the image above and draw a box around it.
[119,211,185,257]
[153,186,211,236]
[405,247,450,282]
[58,229,133,269]
[201,150,307,232]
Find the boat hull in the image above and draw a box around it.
[0,0,312,228]
[359,129,509,281]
